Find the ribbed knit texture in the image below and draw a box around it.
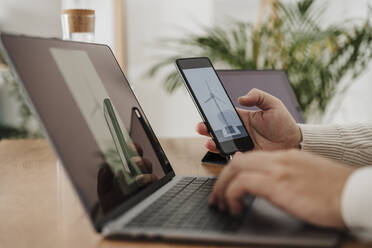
[299,123,372,241]
[298,124,372,167]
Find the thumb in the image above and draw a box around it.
[238,88,279,111]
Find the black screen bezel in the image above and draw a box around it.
[176,57,254,155]
[0,33,175,231]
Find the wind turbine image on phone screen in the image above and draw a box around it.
[203,80,230,128]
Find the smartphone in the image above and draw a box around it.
[175,57,254,156]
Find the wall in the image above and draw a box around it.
[126,0,213,137]
[0,0,62,38]
[321,0,372,124]
[0,0,115,128]
[0,0,62,127]
[127,0,372,138]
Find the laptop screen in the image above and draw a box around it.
[217,70,305,123]
[0,34,174,229]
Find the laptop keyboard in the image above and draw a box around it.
[126,177,253,232]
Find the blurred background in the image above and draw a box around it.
[1,0,372,140]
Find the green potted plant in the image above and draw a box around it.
[148,0,372,119]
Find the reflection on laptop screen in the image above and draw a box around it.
[0,35,173,227]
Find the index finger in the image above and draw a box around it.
[196,122,210,137]
[209,152,276,206]
[209,153,247,206]
[225,172,271,215]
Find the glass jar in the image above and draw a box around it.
[61,9,95,42]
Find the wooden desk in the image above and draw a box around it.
[0,139,366,248]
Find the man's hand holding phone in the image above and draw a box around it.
[197,88,302,153]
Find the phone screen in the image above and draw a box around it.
[177,58,254,155]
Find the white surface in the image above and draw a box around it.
[342,167,372,241]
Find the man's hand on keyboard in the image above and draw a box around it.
[208,150,355,228]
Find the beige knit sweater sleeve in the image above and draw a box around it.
[298,123,372,241]
[298,124,372,167]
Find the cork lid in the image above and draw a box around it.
[62,9,95,15]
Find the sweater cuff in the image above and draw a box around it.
[298,124,344,162]
[342,167,372,241]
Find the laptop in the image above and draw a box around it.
[0,33,340,247]
[202,70,305,166]
[218,70,305,123]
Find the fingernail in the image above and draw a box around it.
[235,151,242,157]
